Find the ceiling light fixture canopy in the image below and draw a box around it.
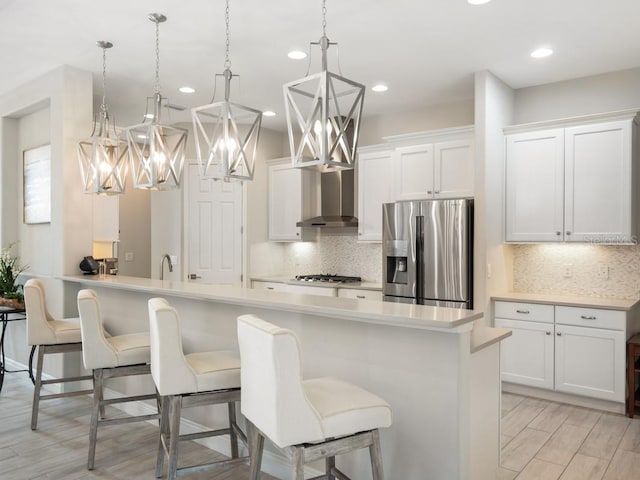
[192,0,262,182]
[77,41,128,195]
[123,13,188,190]
[284,0,364,172]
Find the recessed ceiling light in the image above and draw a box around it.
[372,83,388,92]
[288,50,307,60]
[262,110,276,117]
[531,47,553,58]
[467,0,492,4]
[144,113,154,119]
[179,86,195,94]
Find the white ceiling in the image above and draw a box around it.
[2,0,640,129]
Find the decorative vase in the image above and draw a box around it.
[0,296,25,310]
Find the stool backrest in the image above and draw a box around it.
[77,289,117,369]
[148,298,198,396]
[237,314,323,448]
[24,278,56,346]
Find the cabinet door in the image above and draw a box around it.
[434,139,474,198]
[564,120,633,243]
[357,150,394,242]
[555,324,625,402]
[505,129,565,242]
[494,318,554,389]
[268,163,303,241]
[395,144,434,201]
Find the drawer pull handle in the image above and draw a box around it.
[556,332,562,336]
[266,287,274,290]
[516,309,530,314]
[580,315,596,320]
[546,331,551,335]
[356,295,366,299]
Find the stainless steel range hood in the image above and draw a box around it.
[296,169,358,228]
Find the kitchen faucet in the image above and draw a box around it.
[160,254,173,280]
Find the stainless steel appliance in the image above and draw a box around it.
[383,199,473,308]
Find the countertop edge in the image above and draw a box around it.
[61,275,480,332]
[492,292,640,311]
[470,326,512,354]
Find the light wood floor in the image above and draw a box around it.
[499,393,640,480]
[0,374,276,480]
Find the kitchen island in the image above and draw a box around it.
[61,274,509,480]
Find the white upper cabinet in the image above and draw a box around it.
[388,126,474,202]
[357,147,394,242]
[267,158,317,242]
[504,111,639,243]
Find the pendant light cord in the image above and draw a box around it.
[224,0,231,70]
[322,0,327,38]
[101,46,107,114]
[154,19,161,94]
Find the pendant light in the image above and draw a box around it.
[284,0,364,172]
[123,13,188,190]
[77,41,128,195]
[192,0,262,182]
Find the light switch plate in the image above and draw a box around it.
[124,252,134,261]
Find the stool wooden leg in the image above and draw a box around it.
[30,345,44,430]
[248,421,264,480]
[629,344,636,418]
[156,396,170,478]
[167,395,182,480]
[88,369,104,470]
[326,456,336,480]
[291,446,305,480]
[95,373,106,420]
[369,429,384,480]
[228,401,239,459]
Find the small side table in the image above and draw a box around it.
[0,305,35,393]
[628,334,640,418]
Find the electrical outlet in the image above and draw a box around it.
[598,265,609,279]
[563,264,573,278]
[124,252,134,261]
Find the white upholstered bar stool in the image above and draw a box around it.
[237,314,393,480]
[77,289,160,470]
[148,298,246,480]
[25,278,93,430]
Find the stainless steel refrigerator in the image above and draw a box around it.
[382,199,473,309]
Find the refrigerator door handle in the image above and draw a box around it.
[415,215,424,299]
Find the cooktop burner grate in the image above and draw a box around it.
[294,274,362,283]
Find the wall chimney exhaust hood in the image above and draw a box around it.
[296,169,358,228]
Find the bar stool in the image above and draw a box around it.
[237,314,393,480]
[77,289,160,469]
[25,278,93,430]
[148,298,246,480]
[628,334,640,417]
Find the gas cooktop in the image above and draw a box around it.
[294,274,362,283]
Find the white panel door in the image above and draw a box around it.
[564,120,632,242]
[357,149,394,242]
[505,129,565,242]
[494,318,554,389]
[187,163,242,286]
[269,163,303,241]
[554,324,625,402]
[395,144,434,201]
[434,139,474,198]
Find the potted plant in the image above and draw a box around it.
[0,242,26,309]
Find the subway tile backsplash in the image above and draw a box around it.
[513,244,640,299]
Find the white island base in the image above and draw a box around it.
[61,275,509,480]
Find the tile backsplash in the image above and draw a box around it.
[282,233,382,282]
[513,244,640,299]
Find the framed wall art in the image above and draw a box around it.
[23,144,51,224]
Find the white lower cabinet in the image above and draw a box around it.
[251,281,336,297]
[495,301,628,404]
[337,288,383,301]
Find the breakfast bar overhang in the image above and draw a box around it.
[61,274,510,480]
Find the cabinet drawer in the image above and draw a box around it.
[338,289,383,301]
[286,284,337,297]
[555,306,625,331]
[494,301,554,324]
[252,281,287,292]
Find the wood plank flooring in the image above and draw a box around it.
[500,393,640,480]
[0,374,275,480]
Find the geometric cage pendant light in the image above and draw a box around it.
[77,41,128,195]
[283,0,365,172]
[192,0,262,182]
[123,13,188,190]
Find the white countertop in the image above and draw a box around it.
[470,326,512,354]
[62,274,481,331]
[250,275,383,291]
[492,292,640,311]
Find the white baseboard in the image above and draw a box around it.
[502,382,625,414]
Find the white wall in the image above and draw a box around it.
[118,173,151,278]
[474,71,515,322]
